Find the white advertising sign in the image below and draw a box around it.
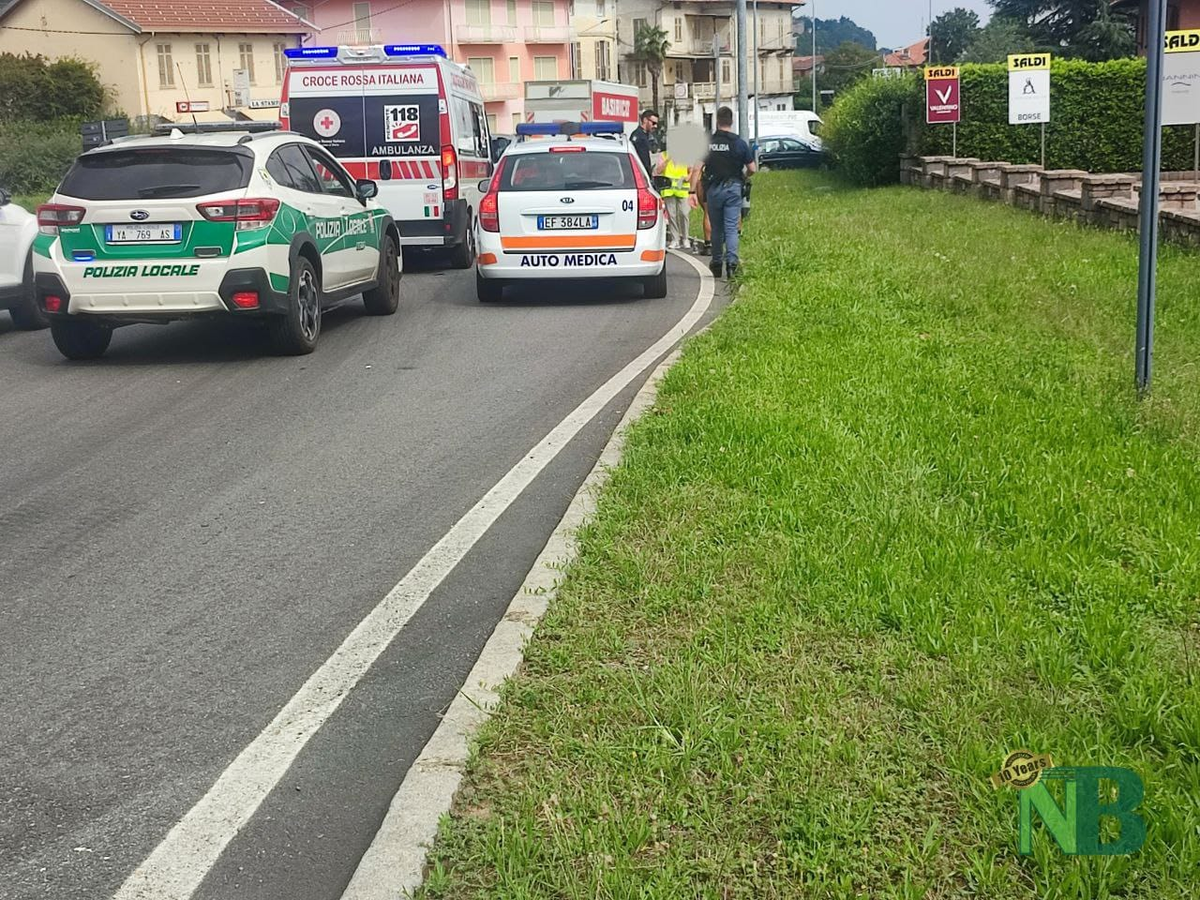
[1163,30,1200,126]
[1008,53,1051,125]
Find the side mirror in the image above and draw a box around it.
[0,188,10,207]
[355,179,378,200]
[477,179,491,192]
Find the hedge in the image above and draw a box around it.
[0,53,105,122]
[824,57,1200,185]
[822,75,921,187]
[0,119,85,195]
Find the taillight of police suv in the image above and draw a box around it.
[37,204,86,236]
[628,155,660,230]
[197,198,281,230]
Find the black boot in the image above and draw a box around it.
[726,261,739,279]
[709,261,723,278]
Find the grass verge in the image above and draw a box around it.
[422,170,1200,898]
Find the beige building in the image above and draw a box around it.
[0,0,311,124]
[569,0,618,83]
[616,0,797,129]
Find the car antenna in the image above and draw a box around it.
[176,62,201,131]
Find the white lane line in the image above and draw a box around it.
[113,254,716,900]
[338,252,714,900]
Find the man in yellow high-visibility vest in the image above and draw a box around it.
[656,152,692,251]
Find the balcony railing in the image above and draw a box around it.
[456,24,518,43]
[755,33,792,51]
[689,38,731,55]
[478,81,521,101]
[336,27,383,45]
[524,25,571,43]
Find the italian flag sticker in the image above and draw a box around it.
[424,205,440,218]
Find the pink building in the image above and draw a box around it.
[295,0,571,133]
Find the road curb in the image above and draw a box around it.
[338,251,714,900]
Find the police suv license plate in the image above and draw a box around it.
[537,215,598,230]
[106,223,183,244]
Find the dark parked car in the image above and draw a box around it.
[755,134,824,170]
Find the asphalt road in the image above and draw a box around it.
[0,254,719,900]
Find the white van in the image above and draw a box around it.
[747,110,824,150]
[281,44,492,267]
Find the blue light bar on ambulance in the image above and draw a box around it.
[284,46,338,59]
[515,121,624,136]
[384,44,447,57]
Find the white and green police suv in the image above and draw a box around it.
[33,127,401,359]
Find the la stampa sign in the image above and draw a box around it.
[925,66,961,124]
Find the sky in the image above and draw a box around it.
[804,0,994,50]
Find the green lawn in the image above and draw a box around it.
[422,170,1200,899]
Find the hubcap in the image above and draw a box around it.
[297,269,319,341]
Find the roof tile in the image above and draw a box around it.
[101,0,311,33]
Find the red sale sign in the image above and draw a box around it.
[925,66,961,124]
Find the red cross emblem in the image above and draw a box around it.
[313,108,341,138]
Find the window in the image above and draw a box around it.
[274,42,287,84]
[533,0,555,26]
[508,56,520,83]
[760,17,766,42]
[267,144,322,193]
[303,147,355,197]
[466,0,490,26]
[507,0,516,24]
[469,56,495,83]
[59,148,252,200]
[511,111,521,132]
[674,17,682,43]
[595,39,610,81]
[156,43,174,88]
[778,56,785,86]
[596,0,605,15]
[570,41,581,78]
[534,56,558,79]
[292,3,310,18]
[353,1,372,40]
[499,151,636,192]
[721,58,731,85]
[487,112,497,133]
[195,43,212,86]
[632,17,646,39]
[239,43,256,84]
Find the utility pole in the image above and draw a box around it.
[752,0,759,147]
[811,1,817,112]
[736,0,749,136]
[1136,0,1168,394]
[714,31,722,127]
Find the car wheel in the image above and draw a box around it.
[449,217,476,269]
[476,269,503,303]
[362,232,400,316]
[8,254,48,331]
[51,319,112,360]
[641,264,668,299]
[269,256,321,355]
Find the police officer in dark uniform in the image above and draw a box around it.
[701,106,755,278]
[630,109,658,177]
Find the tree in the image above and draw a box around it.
[930,8,981,63]
[816,41,883,106]
[632,23,670,116]
[988,0,1135,59]
[959,17,1038,63]
[793,15,877,54]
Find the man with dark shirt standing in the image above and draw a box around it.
[701,105,755,278]
[630,109,658,176]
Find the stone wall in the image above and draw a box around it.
[899,155,1200,248]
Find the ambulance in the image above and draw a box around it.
[281,44,492,267]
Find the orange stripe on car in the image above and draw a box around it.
[500,234,637,250]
